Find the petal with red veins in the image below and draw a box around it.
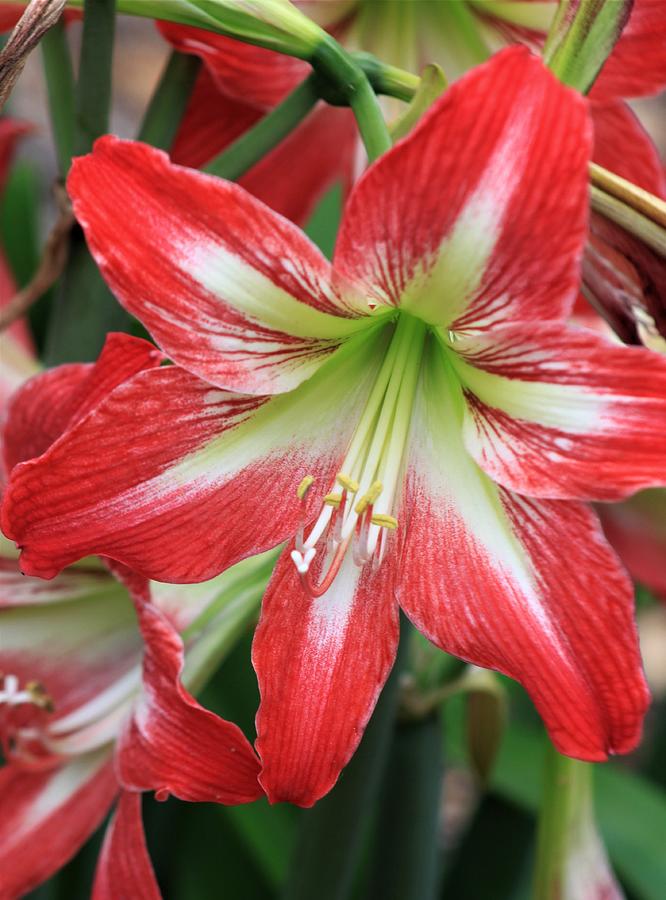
[157,22,307,108]
[0,575,142,734]
[3,325,390,581]
[333,47,590,329]
[117,597,261,804]
[0,752,117,899]
[68,136,369,395]
[597,489,666,601]
[253,548,399,806]
[2,332,162,474]
[592,0,666,101]
[92,791,160,900]
[451,323,666,501]
[399,343,649,760]
[591,101,666,196]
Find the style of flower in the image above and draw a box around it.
[0,334,263,898]
[4,49,665,807]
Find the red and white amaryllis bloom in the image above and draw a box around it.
[3,49,664,805]
[0,334,264,897]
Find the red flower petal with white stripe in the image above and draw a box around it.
[398,344,649,759]
[334,47,590,329]
[3,328,389,581]
[452,323,666,501]
[92,790,160,900]
[253,548,399,806]
[0,752,117,899]
[68,137,368,396]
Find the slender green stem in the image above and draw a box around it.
[74,0,116,156]
[282,616,411,900]
[366,710,444,900]
[533,743,592,900]
[137,51,202,149]
[205,74,319,181]
[40,23,75,177]
[313,37,392,162]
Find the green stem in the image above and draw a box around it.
[137,51,202,149]
[40,23,75,177]
[74,0,116,156]
[313,37,392,162]
[205,74,319,181]
[282,616,411,900]
[533,743,591,900]
[366,710,444,900]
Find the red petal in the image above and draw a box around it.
[597,490,666,601]
[591,101,666,196]
[401,348,649,759]
[253,548,399,806]
[333,47,590,328]
[4,329,386,581]
[592,0,666,101]
[455,323,666,501]
[0,754,117,898]
[157,22,307,108]
[68,136,364,395]
[92,791,160,900]
[2,332,162,473]
[117,595,262,803]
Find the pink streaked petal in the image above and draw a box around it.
[3,329,388,582]
[68,136,368,394]
[170,70,356,226]
[400,346,649,760]
[0,753,117,898]
[591,101,666,196]
[156,22,307,108]
[0,580,141,730]
[0,554,113,607]
[117,597,261,804]
[333,47,590,329]
[452,323,666,501]
[592,0,666,101]
[92,791,160,900]
[2,333,162,474]
[597,489,666,601]
[253,548,399,807]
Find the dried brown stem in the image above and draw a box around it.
[0,0,67,110]
[0,183,74,331]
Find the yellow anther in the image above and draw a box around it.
[25,680,54,712]
[371,514,398,530]
[336,473,359,493]
[354,481,383,514]
[323,493,342,507]
[297,476,315,500]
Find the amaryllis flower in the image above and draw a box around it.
[0,333,263,897]
[3,48,664,806]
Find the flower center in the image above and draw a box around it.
[291,314,426,596]
[0,672,54,765]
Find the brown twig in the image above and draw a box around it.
[0,183,74,331]
[0,0,67,110]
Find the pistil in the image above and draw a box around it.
[292,314,426,595]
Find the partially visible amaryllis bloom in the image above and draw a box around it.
[0,333,263,897]
[4,49,665,806]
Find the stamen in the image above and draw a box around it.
[296,475,315,499]
[355,481,383,515]
[336,473,359,493]
[323,492,343,507]
[370,514,398,530]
